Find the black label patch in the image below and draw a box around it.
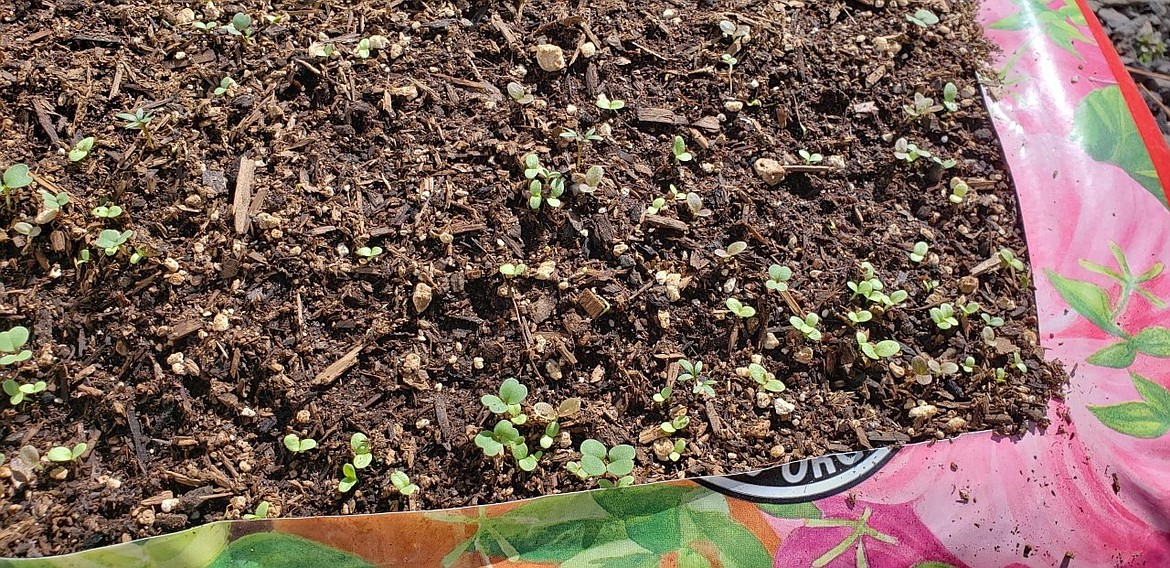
[696,448,898,504]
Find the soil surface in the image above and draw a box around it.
[1089,0,1170,143]
[0,0,1063,557]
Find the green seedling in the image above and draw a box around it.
[856,331,901,360]
[539,421,560,450]
[308,42,336,58]
[75,249,91,267]
[47,443,87,463]
[646,197,667,215]
[481,377,528,424]
[223,12,253,38]
[95,229,133,256]
[715,241,747,260]
[2,163,33,207]
[523,154,566,210]
[948,177,969,203]
[565,439,635,488]
[577,165,604,195]
[390,471,419,495]
[3,380,45,405]
[213,77,237,96]
[511,441,543,472]
[282,434,317,453]
[40,190,70,214]
[684,192,711,218]
[92,204,123,218]
[506,82,535,105]
[957,301,980,316]
[790,313,823,341]
[998,248,1025,273]
[1135,34,1167,64]
[922,279,940,292]
[672,136,693,162]
[720,53,738,90]
[652,386,671,405]
[725,298,756,318]
[116,109,155,147]
[929,303,959,330]
[766,264,793,292]
[909,241,929,263]
[242,501,271,520]
[718,20,751,41]
[746,362,785,392]
[942,82,960,112]
[903,92,943,119]
[0,326,33,367]
[338,463,359,493]
[931,156,958,169]
[847,309,873,325]
[893,138,931,162]
[499,262,526,278]
[906,9,939,27]
[13,222,40,239]
[961,356,976,373]
[911,356,959,385]
[668,439,686,462]
[356,246,383,261]
[474,420,524,458]
[595,93,625,111]
[1013,352,1027,373]
[69,137,95,162]
[995,367,1008,383]
[192,20,218,32]
[678,359,714,397]
[561,128,603,170]
[350,433,373,469]
[798,150,823,164]
[660,413,690,434]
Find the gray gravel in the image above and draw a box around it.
[1088,0,1170,146]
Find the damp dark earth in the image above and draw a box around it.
[0,0,1064,556]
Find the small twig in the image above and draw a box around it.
[1137,82,1170,120]
[1126,65,1170,82]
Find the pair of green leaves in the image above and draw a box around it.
[481,377,528,423]
[0,325,32,366]
[1089,373,1170,439]
[3,379,45,405]
[567,439,635,487]
[476,419,542,471]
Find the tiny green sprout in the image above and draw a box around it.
[922,279,940,292]
[746,362,786,392]
[2,163,33,206]
[790,313,823,341]
[981,312,1005,327]
[660,413,690,434]
[338,463,359,493]
[356,246,383,260]
[909,241,929,263]
[390,471,419,495]
[929,303,959,330]
[506,82,535,105]
[350,433,373,469]
[95,229,133,256]
[560,128,603,144]
[539,421,560,450]
[720,53,738,70]
[308,42,336,58]
[725,298,756,318]
[69,137,95,162]
[13,222,40,239]
[354,38,372,58]
[474,420,524,458]
[798,150,824,164]
[715,241,747,259]
[481,377,528,424]
[669,439,686,462]
[981,325,997,346]
[678,359,714,397]
[117,109,153,131]
[92,204,123,218]
[47,443,87,463]
[242,501,271,520]
[718,20,751,40]
[282,433,317,454]
[847,309,873,325]
[995,367,1008,383]
[1013,352,1027,373]
[646,197,667,215]
[652,386,671,405]
[129,246,150,265]
[192,20,219,32]
[566,439,635,488]
[595,93,625,111]
[522,154,566,209]
[906,9,940,27]
[0,326,33,367]
[942,82,960,112]
[41,190,70,212]
[932,156,958,169]
[684,192,711,218]
[961,356,976,373]
[672,136,693,162]
[75,249,91,267]
[213,77,237,97]
[499,262,527,278]
[958,301,980,316]
[948,177,970,203]
[893,138,931,162]
[581,165,604,194]
[3,380,45,405]
[224,12,253,37]
[766,264,793,292]
[903,92,943,119]
[512,443,543,472]
[856,331,901,360]
[998,248,1025,273]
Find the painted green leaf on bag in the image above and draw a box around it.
[1071,86,1164,204]
[560,540,658,568]
[758,502,823,520]
[1088,373,1170,438]
[207,533,373,568]
[139,523,230,567]
[987,0,1093,57]
[1086,340,1137,368]
[682,508,772,567]
[1131,327,1170,357]
[1045,270,1123,336]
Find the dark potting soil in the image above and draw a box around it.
[0,0,1064,556]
